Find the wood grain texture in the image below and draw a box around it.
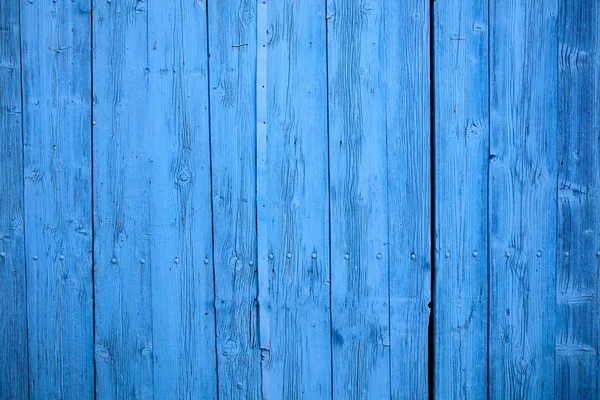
[489,0,558,398]
[433,0,489,398]
[386,1,431,398]
[20,0,94,398]
[146,2,217,399]
[207,0,261,398]
[93,0,154,397]
[327,0,390,397]
[264,1,331,398]
[556,1,599,398]
[0,0,28,397]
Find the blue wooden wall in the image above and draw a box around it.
[0,0,598,399]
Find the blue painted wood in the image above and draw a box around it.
[7,3,600,399]
[556,1,599,398]
[489,0,558,397]
[386,1,431,398]
[207,1,261,398]
[433,0,489,398]
[92,1,154,397]
[20,0,94,398]
[0,0,28,397]
[146,2,218,399]
[263,1,332,398]
[327,1,391,397]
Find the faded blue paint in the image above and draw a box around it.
[0,1,598,399]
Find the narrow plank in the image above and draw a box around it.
[207,1,261,398]
[0,0,28,397]
[264,0,331,398]
[327,0,390,397]
[146,2,217,398]
[93,1,154,398]
[489,0,558,398]
[433,0,489,398]
[20,0,94,398]
[386,1,431,397]
[556,1,599,398]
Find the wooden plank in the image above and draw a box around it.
[207,1,261,398]
[489,0,558,397]
[0,0,28,397]
[263,0,331,398]
[146,2,217,398]
[20,0,94,398]
[386,1,431,398]
[556,1,599,398]
[326,0,390,397]
[92,1,154,398]
[433,0,489,398]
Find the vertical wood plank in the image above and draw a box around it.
[20,0,94,398]
[264,0,331,398]
[146,2,217,398]
[327,0,390,397]
[207,0,260,398]
[93,0,154,397]
[489,0,558,397]
[386,1,431,397]
[556,1,599,398]
[0,0,28,397]
[433,0,489,398]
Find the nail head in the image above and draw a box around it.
[286,253,292,259]
[311,252,317,259]
[344,253,350,260]
[33,255,38,260]
[59,254,65,260]
[140,258,146,264]
[376,253,382,259]
[249,260,254,266]
[111,257,117,263]
[410,253,416,260]
[536,251,542,257]
[445,252,450,258]
[204,258,209,265]
[174,257,180,263]
[472,250,478,258]
[269,253,274,260]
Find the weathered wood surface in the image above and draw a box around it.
[263,1,331,399]
[489,0,558,398]
[556,0,600,398]
[207,1,261,398]
[0,0,28,398]
[433,0,489,398]
[327,0,389,397]
[386,1,431,398]
[93,0,154,398]
[20,0,94,398]
[3,1,600,399]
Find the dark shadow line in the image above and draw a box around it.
[204,2,221,398]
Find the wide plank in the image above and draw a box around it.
[327,0,390,397]
[489,0,558,397]
[387,0,432,398]
[93,1,154,397]
[433,0,489,398]
[207,0,261,398]
[263,0,332,398]
[20,0,94,397]
[147,2,217,398]
[556,1,600,398]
